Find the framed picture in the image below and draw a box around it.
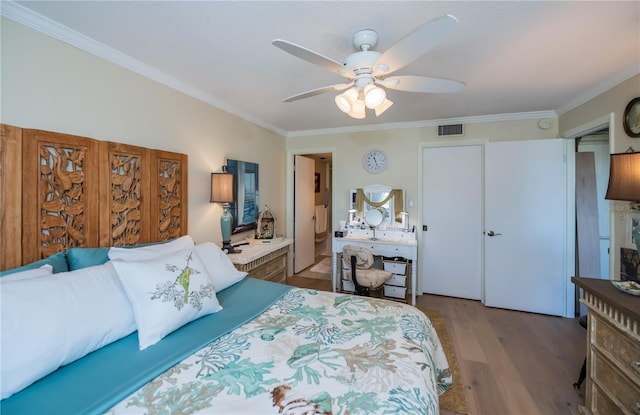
[314,173,320,193]
[623,97,640,137]
[627,212,640,247]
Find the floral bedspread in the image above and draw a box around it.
[107,288,451,414]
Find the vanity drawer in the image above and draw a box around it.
[592,314,640,381]
[384,285,407,299]
[383,261,407,275]
[341,279,355,292]
[386,274,407,287]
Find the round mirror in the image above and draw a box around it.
[364,207,386,227]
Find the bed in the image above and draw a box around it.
[0,125,452,414]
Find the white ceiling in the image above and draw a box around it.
[4,1,640,136]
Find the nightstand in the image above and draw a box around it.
[227,238,292,284]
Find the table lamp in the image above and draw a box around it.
[211,169,240,253]
[605,149,640,258]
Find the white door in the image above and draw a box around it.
[294,155,315,273]
[422,145,483,299]
[484,139,566,316]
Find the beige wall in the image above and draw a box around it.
[560,73,640,277]
[1,17,286,245]
[4,15,638,279]
[287,118,559,234]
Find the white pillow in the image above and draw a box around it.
[108,235,194,262]
[0,262,136,399]
[194,242,247,292]
[112,248,222,350]
[0,264,52,283]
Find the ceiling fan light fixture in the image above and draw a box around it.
[335,87,359,113]
[364,84,386,109]
[348,98,366,119]
[374,98,394,117]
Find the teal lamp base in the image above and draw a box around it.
[220,204,241,254]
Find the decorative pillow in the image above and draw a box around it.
[0,264,52,283]
[194,242,247,292]
[0,262,136,399]
[108,235,194,262]
[66,247,110,270]
[0,251,68,275]
[112,248,222,350]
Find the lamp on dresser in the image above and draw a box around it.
[605,149,640,203]
[605,149,640,262]
[211,168,240,254]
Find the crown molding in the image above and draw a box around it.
[555,64,640,116]
[286,110,558,138]
[4,1,631,139]
[1,1,288,138]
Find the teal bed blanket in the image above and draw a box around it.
[0,278,291,415]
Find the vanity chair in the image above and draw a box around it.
[342,245,393,297]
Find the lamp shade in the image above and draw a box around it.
[210,173,234,203]
[604,152,640,202]
[335,87,359,113]
[364,84,386,109]
[348,98,366,119]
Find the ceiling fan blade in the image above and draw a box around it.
[282,83,353,102]
[374,14,458,76]
[273,39,354,78]
[379,76,464,93]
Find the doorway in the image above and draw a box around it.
[293,152,333,278]
[575,128,610,280]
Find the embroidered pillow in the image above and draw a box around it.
[194,242,247,292]
[0,262,136,399]
[108,235,194,262]
[112,248,222,350]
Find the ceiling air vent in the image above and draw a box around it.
[438,124,463,136]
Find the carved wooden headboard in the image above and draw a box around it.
[1,124,188,271]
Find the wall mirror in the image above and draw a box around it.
[226,159,259,234]
[350,184,404,229]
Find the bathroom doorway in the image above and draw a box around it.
[293,152,333,278]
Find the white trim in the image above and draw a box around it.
[287,111,558,138]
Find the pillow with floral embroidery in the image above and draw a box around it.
[112,248,222,350]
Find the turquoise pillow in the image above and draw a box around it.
[0,251,69,276]
[66,247,110,271]
[66,240,174,271]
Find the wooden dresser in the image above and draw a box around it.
[228,239,292,284]
[572,277,640,415]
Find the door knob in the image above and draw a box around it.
[486,230,502,237]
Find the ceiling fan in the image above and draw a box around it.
[272,14,464,119]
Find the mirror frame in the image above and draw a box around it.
[349,184,404,228]
[226,159,259,234]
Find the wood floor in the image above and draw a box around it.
[287,271,587,415]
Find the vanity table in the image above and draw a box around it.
[333,229,418,306]
[228,238,292,284]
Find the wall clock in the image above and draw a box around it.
[363,149,387,174]
[623,97,640,138]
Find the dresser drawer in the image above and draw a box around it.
[592,350,640,413]
[247,254,286,282]
[592,315,640,381]
[589,382,625,415]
